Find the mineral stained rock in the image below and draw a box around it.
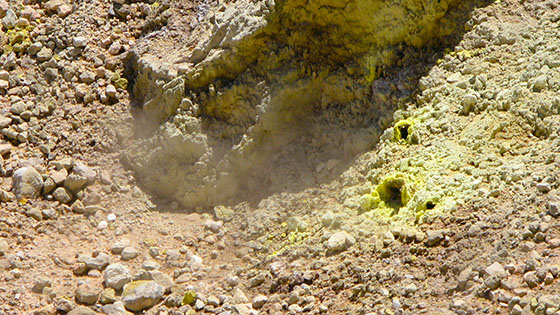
[126,0,477,209]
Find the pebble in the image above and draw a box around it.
[36,47,53,62]
[32,277,52,294]
[79,71,96,84]
[141,260,160,271]
[106,84,117,98]
[53,187,73,204]
[485,262,506,277]
[523,271,539,288]
[67,307,97,315]
[232,288,249,304]
[252,294,268,309]
[195,299,205,310]
[111,239,130,254]
[100,288,117,304]
[73,36,88,48]
[27,42,43,55]
[64,173,87,193]
[108,42,123,55]
[533,75,548,92]
[75,282,101,305]
[0,239,8,256]
[12,167,44,199]
[98,220,108,230]
[104,263,132,290]
[26,208,43,221]
[537,182,551,193]
[207,295,221,307]
[326,231,355,252]
[205,220,223,233]
[147,270,173,293]
[100,301,128,315]
[121,246,139,261]
[122,280,165,312]
[73,162,96,185]
[426,230,444,246]
[85,252,111,270]
[1,9,16,29]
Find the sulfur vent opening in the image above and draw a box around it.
[124,0,490,210]
[378,178,407,210]
[398,124,410,142]
[425,201,436,210]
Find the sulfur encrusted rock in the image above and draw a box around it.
[126,0,475,210]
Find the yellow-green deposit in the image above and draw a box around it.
[126,0,484,209]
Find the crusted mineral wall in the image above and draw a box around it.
[125,0,480,209]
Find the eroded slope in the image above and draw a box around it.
[125,0,484,209]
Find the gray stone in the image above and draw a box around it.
[64,173,87,193]
[108,42,122,55]
[0,189,14,202]
[141,260,160,271]
[204,219,223,233]
[73,36,88,48]
[53,187,73,204]
[533,75,548,92]
[485,262,506,278]
[12,167,43,199]
[326,231,355,252]
[32,277,52,293]
[0,115,11,128]
[548,201,560,217]
[36,47,53,62]
[195,299,205,310]
[57,4,72,17]
[50,168,68,185]
[111,239,130,254]
[26,208,43,221]
[537,182,551,193]
[43,177,56,195]
[10,101,28,115]
[426,230,444,246]
[523,271,539,288]
[121,246,138,261]
[214,205,234,222]
[1,9,16,29]
[510,304,523,315]
[0,238,8,256]
[106,85,117,98]
[79,71,96,84]
[73,162,96,185]
[462,94,477,113]
[233,304,257,315]
[100,288,117,304]
[104,263,132,290]
[67,306,97,315]
[252,294,268,309]
[85,252,111,270]
[122,280,164,312]
[100,301,128,315]
[147,270,173,293]
[75,283,101,305]
[27,42,43,55]
[232,288,248,304]
[207,295,221,307]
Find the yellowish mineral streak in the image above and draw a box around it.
[129,0,474,210]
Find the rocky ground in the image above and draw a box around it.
[2,0,560,314]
